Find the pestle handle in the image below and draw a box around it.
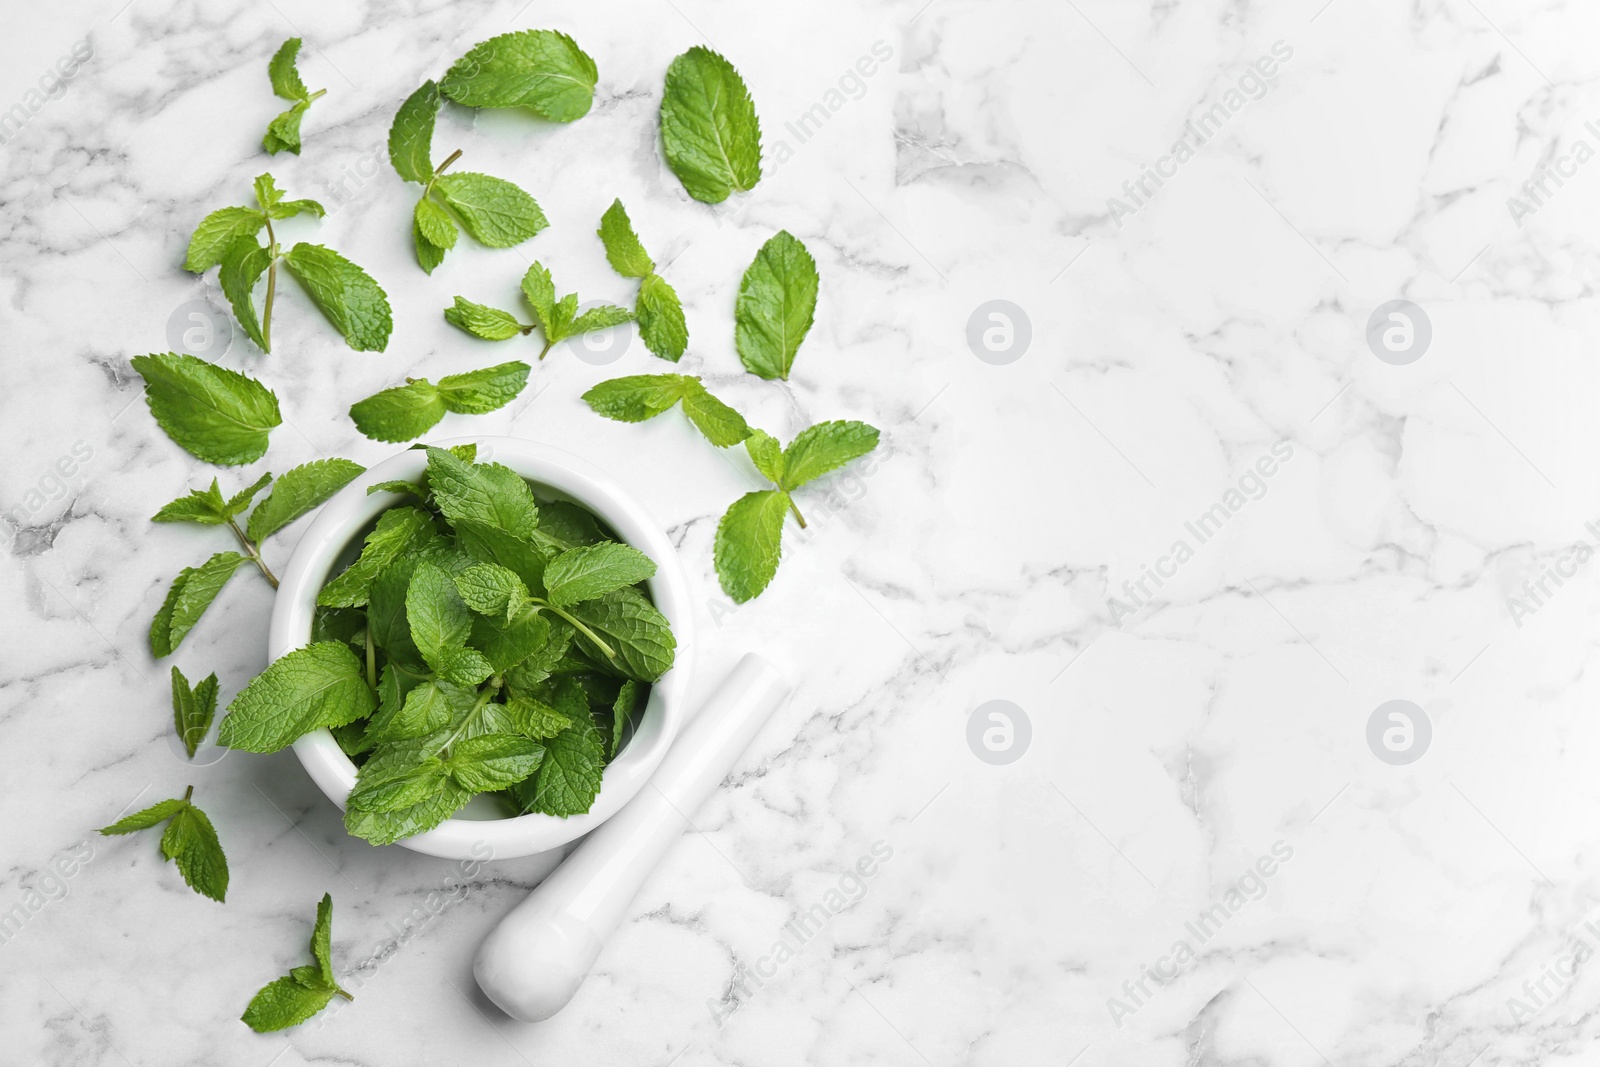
[473,653,793,1022]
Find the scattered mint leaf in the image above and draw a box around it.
[735,230,818,380]
[714,489,789,603]
[744,429,785,485]
[414,197,458,261]
[543,542,656,607]
[150,551,251,657]
[444,296,528,341]
[218,235,272,352]
[172,665,220,758]
[152,479,229,525]
[263,40,324,155]
[131,353,281,467]
[389,80,440,185]
[439,30,598,122]
[780,420,880,489]
[636,272,687,362]
[680,381,751,446]
[433,173,548,248]
[245,458,365,542]
[350,380,446,443]
[582,374,749,446]
[241,893,352,1032]
[660,46,762,204]
[438,361,531,414]
[218,641,377,753]
[597,199,653,277]
[99,789,229,902]
[281,242,393,352]
[185,207,265,273]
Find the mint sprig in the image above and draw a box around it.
[241,893,352,1032]
[349,361,531,443]
[98,786,229,902]
[582,373,751,447]
[262,38,326,155]
[597,199,688,361]
[388,81,549,273]
[185,174,392,352]
[445,262,631,360]
[171,666,220,758]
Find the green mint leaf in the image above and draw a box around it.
[172,665,220,758]
[185,207,265,273]
[425,447,538,539]
[437,361,530,415]
[453,562,529,617]
[161,800,229,902]
[245,458,365,542]
[439,645,495,687]
[536,502,607,548]
[254,174,285,213]
[714,489,789,603]
[344,776,471,844]
[519,262,557,331]
[311,892,336,986]
[470,609,550,673]
[150,551,250,658]
[581,373,692,422]
[659,46,762,204]
[99,797,188,835]
[597,199,653,278]
[439,30,598,122]
[525,715,603,815]
[744,429,784,484]
[447,733,545,792]
[152,479,229,525]
[501,691,572,739]
[263,101,309,155]
[543,542,656,607]
[348,752,450,814]
[612,680,640,759]
[270,197,326,221]
[681,380,751,446]
[454,520,549,593]
[735,230,818,380]
[406,562,473,675]
[433,172,548,248]
[566,587,676,681]
[219,235,272,352]
[365,677,473,747]
[218,641,377,753]
[545,293,579,343]
[368,479,426,499]
[241,976,337,1032]
[414,218,448,274]
[267,38,311,101]
[282,242,394,352]
[389,80,440,184]
[781,420,880,490]
[318,505,436,608]
[350,380,446,443]
[444,297,526,341]
[637,272,688,362]
[414,196,458,262]
[131,353,282,466]
[224,471,274,518]
[568,304,633,336]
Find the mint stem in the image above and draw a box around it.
[308,88,327,102]
[533,601,615,660]
[226,518,279,588]
[789,499,808,529]
[537,338,554,360]
[183,784,193,802]
[434,148,463,176]
[364,629,377,692]
[262,215,278,353]
[335,987,354,1002]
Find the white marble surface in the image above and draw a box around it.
[4,0,1600,1062]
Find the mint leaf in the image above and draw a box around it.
[453,562,529,618]
[470,609,550,673]
[526,715,603,815]
[414,217,448,274]
[365,677,473,747]
[520,262,556,326]
[150,551,250,658]
[350,380,446,443]
[218,235,272,352]
[597,199,653,277]
[344,775,471,844]
[99,797,187,835]
[425,447,538,539]
[268,38,311,101]
[348,751,450,813]
[447,733,544,791]
[637,272,687,362]
[501,691,572,739]
[269,197,325,221]
[241,894,351,1032]
[735,231,817,380]
[224,472,273,518]
[263,101,310,155]
[434,173,548,248]
[152,479,229,525]
[389,80,440,184]
[714,489,789,603]
[569,304,633,336]
[660,46,762,204]
[744,430,784,485]
[318,505,436,608]
[611,680,640,759]
[282,242,393,352]
[246,458,365,542]
[681,381,750,446]
[781,420,880,489]
[543,542,656,607]
[131,353,281,466]
[444,297,527,341]
[406,562,474,674]
[582,374,749,446]
[566,587,675,681]
[218,641,377,753]
[172,665,220,758]
[515,262,630,353]
[438,361,531,414]
[455,520,549,593]
[439,31,598,122]
[536,502,607,548]
[162,801,229,901]
[185,207,265,273]
[413,197,458,272]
